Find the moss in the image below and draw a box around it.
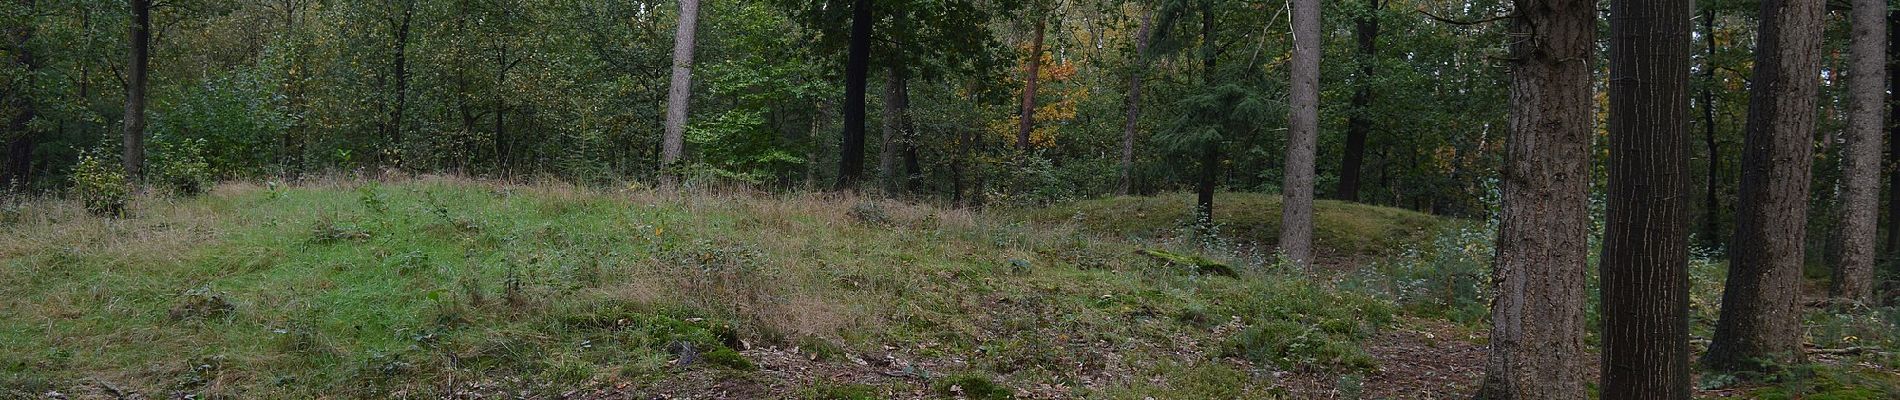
[801,382,882,400]
[702,347,756,371]
[932,374,1012,400]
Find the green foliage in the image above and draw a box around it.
[932,373,1013,400]
[69,151,127,216]
[151,136,213,195]
[1221,277,1393,371]
[800,382,882,400]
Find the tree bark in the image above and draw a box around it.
[1475,0,1595,398]
[1119,8,1153,196]
[1280,0,1320,266]
[1337,0,1380,203]
[1193,0,1217,223]
[382,0,413,168]
[1889,11,1900,262]
[1831,0,1885,304]
[123,0,151,179]
[661,0,700,182]
[1017,17,1045,150]
[1888,11,1900,263]
[880,66,906,192]
[1706,0,1825,373]
[1601,0,1692,397]
[836,0,872,189]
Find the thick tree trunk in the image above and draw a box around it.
[1601,0,1692,397]
[1831,0,1886,303]
[1889,11,1900,262]
[836,0,871,189]
[1017,18,1045,150]
[1119,9,1153,196]
[880,66,906,192]
[1702,7,1723,246]
[123,0,151,179]
[1475,0,1595,398]
[1280,0,1320,266]
[661,0,700,181]
[1337,0,1380,203]
[1706,0,1825,373]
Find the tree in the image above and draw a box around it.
[661,0,702,181]
[1601,0,1692,396]
[1336,0,1379,202]
[836,0,872,189]
[1118,6,1153,196]
[1475,0,1594,398]
[1017,15,1045,150]
[1831,0,1886,304]
[2,0,34,190]
[1706,0,1825,373]
[1279,0,1318,266]
[379,0,415,167]
[123,0,151,179]
[879,64,909,192]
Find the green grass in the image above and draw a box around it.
[1014,192,1448,258]
[0,178,1415,398]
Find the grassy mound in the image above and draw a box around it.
[0,178,1393,398]
[1015,192,1448,257]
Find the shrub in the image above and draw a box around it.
[71,151,129,216]
[152,136,213,195]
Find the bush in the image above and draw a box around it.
[71,152,129,216]
[152,136,213,195]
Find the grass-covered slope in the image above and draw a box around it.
[0,178,1405,399]
[1015,193,1447,258]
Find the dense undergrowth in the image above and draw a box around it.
[2,177,1895,399]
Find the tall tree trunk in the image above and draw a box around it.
[384,0,413,168]
[1602,0,1692,397]
[3,0,34,191]
[836,0,872,189]
[1337,0,1380,202]
[1831,0,1886,303]
[1702,7,1723,245]
[1705,0,1825,373]
[1889,11,1900,262]
[880,66,905,192]
[1193,0,1217,223]
[1280,0,1320,266]
[1017,17,1045,150]
[123,0,151,179]
[1118,8,1153,196]
[1475,0,1594,398]
[661,0,700,182]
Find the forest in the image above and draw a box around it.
[1,0,1898,398]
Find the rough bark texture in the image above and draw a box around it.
[1832,0,1885,303]
[1706,0,1824,373]
[1475,0,1594,398]
[1118,9,1153,196]
[661,0,700,179]
[1017,18,1045,150]
[1889,11,1900,261]
[1601,0,1692,397]
[1337,0,1379,203]
[879,66,909,193]
[1279,0,1320,267]
[836,0,872,189]
[3,0,34,191]
[123,0,151,179]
